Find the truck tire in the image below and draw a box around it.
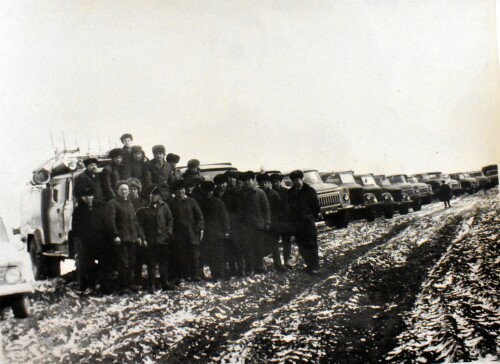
[12,295,29,319]
[365,208,376,222]
[46,259,61,278]
[413,200,422,212]
[29,238,47,280]
[384,206,394,219]
[399,205,409,215]
[334,211,350,229]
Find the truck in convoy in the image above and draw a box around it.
[18,149,110,279]
[353,173,400,218]
[373,174,421,213]
[448,172,478,195]
[481,164,498,187]
[282,169,352,229]
[386,174,433,205]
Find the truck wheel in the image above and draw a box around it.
[46,259,61,278]
[12,295,29,319]
[29,238,46,280]
[413,200,422,212]
[335,211,350,229]
[399,205,409,215]
[365,208,376,222]
[384,206,394,219]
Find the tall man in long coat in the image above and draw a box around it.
[74,158,106,203]
[238,171,271,275]
[147,145,178,201]
[288,170,321,274]
[105,180,144,292]
[168,180,204,282]
[137,185,174,292]
[101,148,131,201]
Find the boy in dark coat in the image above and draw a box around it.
[238,171,271,275]
[72,186,107,290]
[101,149,131,201]
[168,180,204,282]
[270,173,293,268]
[137,185,175,292]
[105,180,144,292]
[215,173,245,277]
[288,170,321,274]
[198,181,230,280]
[257,174,286,272]
[74,158,106,203]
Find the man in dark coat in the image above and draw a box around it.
[238,171,271,275]
[128,178,148,286]
[72,186,107,290]
[215,173,245,277]
[105,180,144,292]
[168,180,204,282]
[74,158,106,203]
[129,146,151,193]
[270,173,293,268]
[182,159,205,185]
[440,180,452,208]
[137,185,174,292]
[120,133,134,165]
[198,181,230,280]
[288,170,321,274]
[166,153,182,187]
[257,174,286,272]
[147,145,176,201]
[101,148,131,201]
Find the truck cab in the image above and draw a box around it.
[375,174,420,213]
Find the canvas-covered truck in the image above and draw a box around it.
[18,149,110,279]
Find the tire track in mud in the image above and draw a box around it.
[217,200,480,363]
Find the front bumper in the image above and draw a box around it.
[0,282,34,296]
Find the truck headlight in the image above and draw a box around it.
[364,193,377,203]
[5,268,22,285]
[382,193,393,202]
[402,193,411,201]
[343,193,350,201]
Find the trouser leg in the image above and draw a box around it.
[254,230,266,272]
[146,245,157,290]
[158,245,171,288]
[189,244,201,280]
[270,233,284,269]
[282,234,292,264]
[240,226,254,274]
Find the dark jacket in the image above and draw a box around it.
[129,159,152,191]
[239,187,271,230]
[182,170,205,185]
[136,201,173,245]
[198,196,230,239]
[130,196,147,211]
[147,160,179,200]
[74,170,106,202]
[122,146,134,165]
[216,187,241,222]
[262,188,282,232]
[273,186,290,220]
[72,200,106,244]
[288,183,320,224]
[105,196,142,242]
[101,163,131,200]
[440,183,452,201]
[168,197,204,244]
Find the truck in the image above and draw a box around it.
[387,174,433,205]
[18,149,110,279]
[374,174,421,212]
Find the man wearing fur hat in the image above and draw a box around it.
[147,145,176,201]
[128,177,148,286]
[136,185,174,292]
[287,170,321,274]
[238,171,271,275]
[182,159,205,185]
[270,173,293,268]
[198,181,230,280]
[74,158,106,203]
[101,148,131,201]
[129,146,151,192]
[72,186,107,291]
[257,173,286,272]
[105,180,144,292]
[168,180,204,282]
[120,133,134,165]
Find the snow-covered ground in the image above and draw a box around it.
[1,188,498,363]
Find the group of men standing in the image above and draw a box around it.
[72,133,321,294]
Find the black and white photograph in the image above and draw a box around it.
[0,1,499,363]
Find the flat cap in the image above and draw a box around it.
[289,170,304,180]
[83,158,98,167]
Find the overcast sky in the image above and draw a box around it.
[0,0,499,227]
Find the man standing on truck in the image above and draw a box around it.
[101,149,131,201]
[105,181,144,293]
[74,158,106,203]
[288,170,321,275]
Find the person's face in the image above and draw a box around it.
[227,177,236,187]
[133,152,142,161]
[175,187,186,198]
[117,184,130,198]
[292,178,304,188]
[188,166,198,173]
[81,195,94,204]
[131,186,139,198]
[216,182,227,193]
[154,152,165,161]
[263,181,272,190]
[112,156,123,165]
[271,180,281,189]
[86,163,98,173]
[204,190,214,198]
[243,178,254,189]
[122,138,133,148]
[186,186,195,194]
[151,193,162,202]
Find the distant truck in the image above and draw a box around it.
[481,164,498,187]
[283,169,352,228]
[467,171,490,190]
[448,173,478,195]
[353,174,400,217]
[373,174,421,213]
[413,172,444,199]
[178,163,238,181]
[386,174,433,205]
[18,149,110,279]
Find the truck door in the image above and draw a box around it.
[48,179,66,245]
[62,178,74,238]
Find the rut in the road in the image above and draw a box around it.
[161,220,414,363]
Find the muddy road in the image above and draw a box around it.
[1,189,498,363]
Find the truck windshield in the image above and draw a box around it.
[339,173,356,184]
[303,171,323,185]
[407,177,418,183]
[461,173,470,178]
[360,175,377,185]
[428,173,443,179]
[486,170,497,176]
[0,218,9,243]
[470,172,483,178]
[388,175,406,184]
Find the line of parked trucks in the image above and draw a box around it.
[12,149,500,283]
